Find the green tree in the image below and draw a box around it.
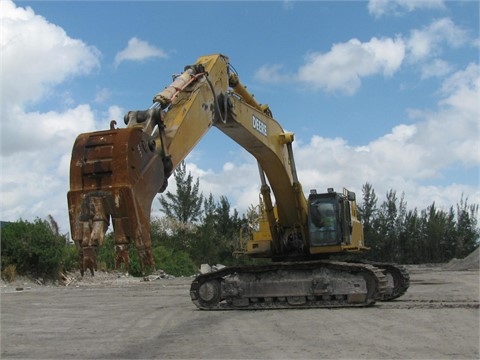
[424,203,453,262]
[188,193,219,264]
[398,209,422,263]
[96,232,116,271]
[188,194,245,266]
[190,195,226,265]
[360,184,479,264]
[214,196,243,263]
[372,190,408,262]
[455,195,479,258]
[358,182,378,232]
[159,161,204,224]
[157,161,204,255]
[443,207,458,260]
[359,182,383,260]
[152,246,196,276]
[1,218,66,279]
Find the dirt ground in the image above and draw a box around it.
[1,265,479,360]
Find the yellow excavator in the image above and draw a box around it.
[67,54,408,309]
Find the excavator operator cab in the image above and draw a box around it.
[308,188,359,247]
[308,190,343,247]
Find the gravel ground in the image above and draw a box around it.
[1,265,479,359]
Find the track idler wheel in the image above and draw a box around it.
[197,279,221,309]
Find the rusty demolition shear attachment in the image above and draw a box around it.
[67,109,172,276]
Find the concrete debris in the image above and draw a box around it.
[3,269,179,291]
[199,264,226,274]
[443,247,479,271]
[200,264,211,274]
[143,269,176,281]
[60,272,76,286]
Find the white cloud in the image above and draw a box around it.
[255,18,471,94]
[0,0,101,232]
[1,105,96,156]
[254,64,292,83]
[154,158,261,218]
[106,105,124,124]
[183,63,479,217]
[295,63,479,209]
[0,104,97,230]
[0,0,100,107]
[114,37,167,67]
[254,36,406,95]
[439,63,479,101]
[94,88,111,103]
[368,0,446,18]
[420,59,453,79]
[296,37,405,95]
[427,64,480,166]
[407,18,468,62]
[196,161,261,214]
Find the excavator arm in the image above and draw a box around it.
[67,54,306,275]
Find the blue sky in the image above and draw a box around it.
[1,0,479,234]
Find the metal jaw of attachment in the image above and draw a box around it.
[67,122,170,276]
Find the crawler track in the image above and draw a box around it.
[190,260,387,310]
[352,261,410,301]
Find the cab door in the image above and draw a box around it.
[307,194,341,247]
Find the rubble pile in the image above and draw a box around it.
[199,263,226,274]
[2,269,177,291]
[443,247,479,271]
[143,269,176,281]
[70,269,177,286]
